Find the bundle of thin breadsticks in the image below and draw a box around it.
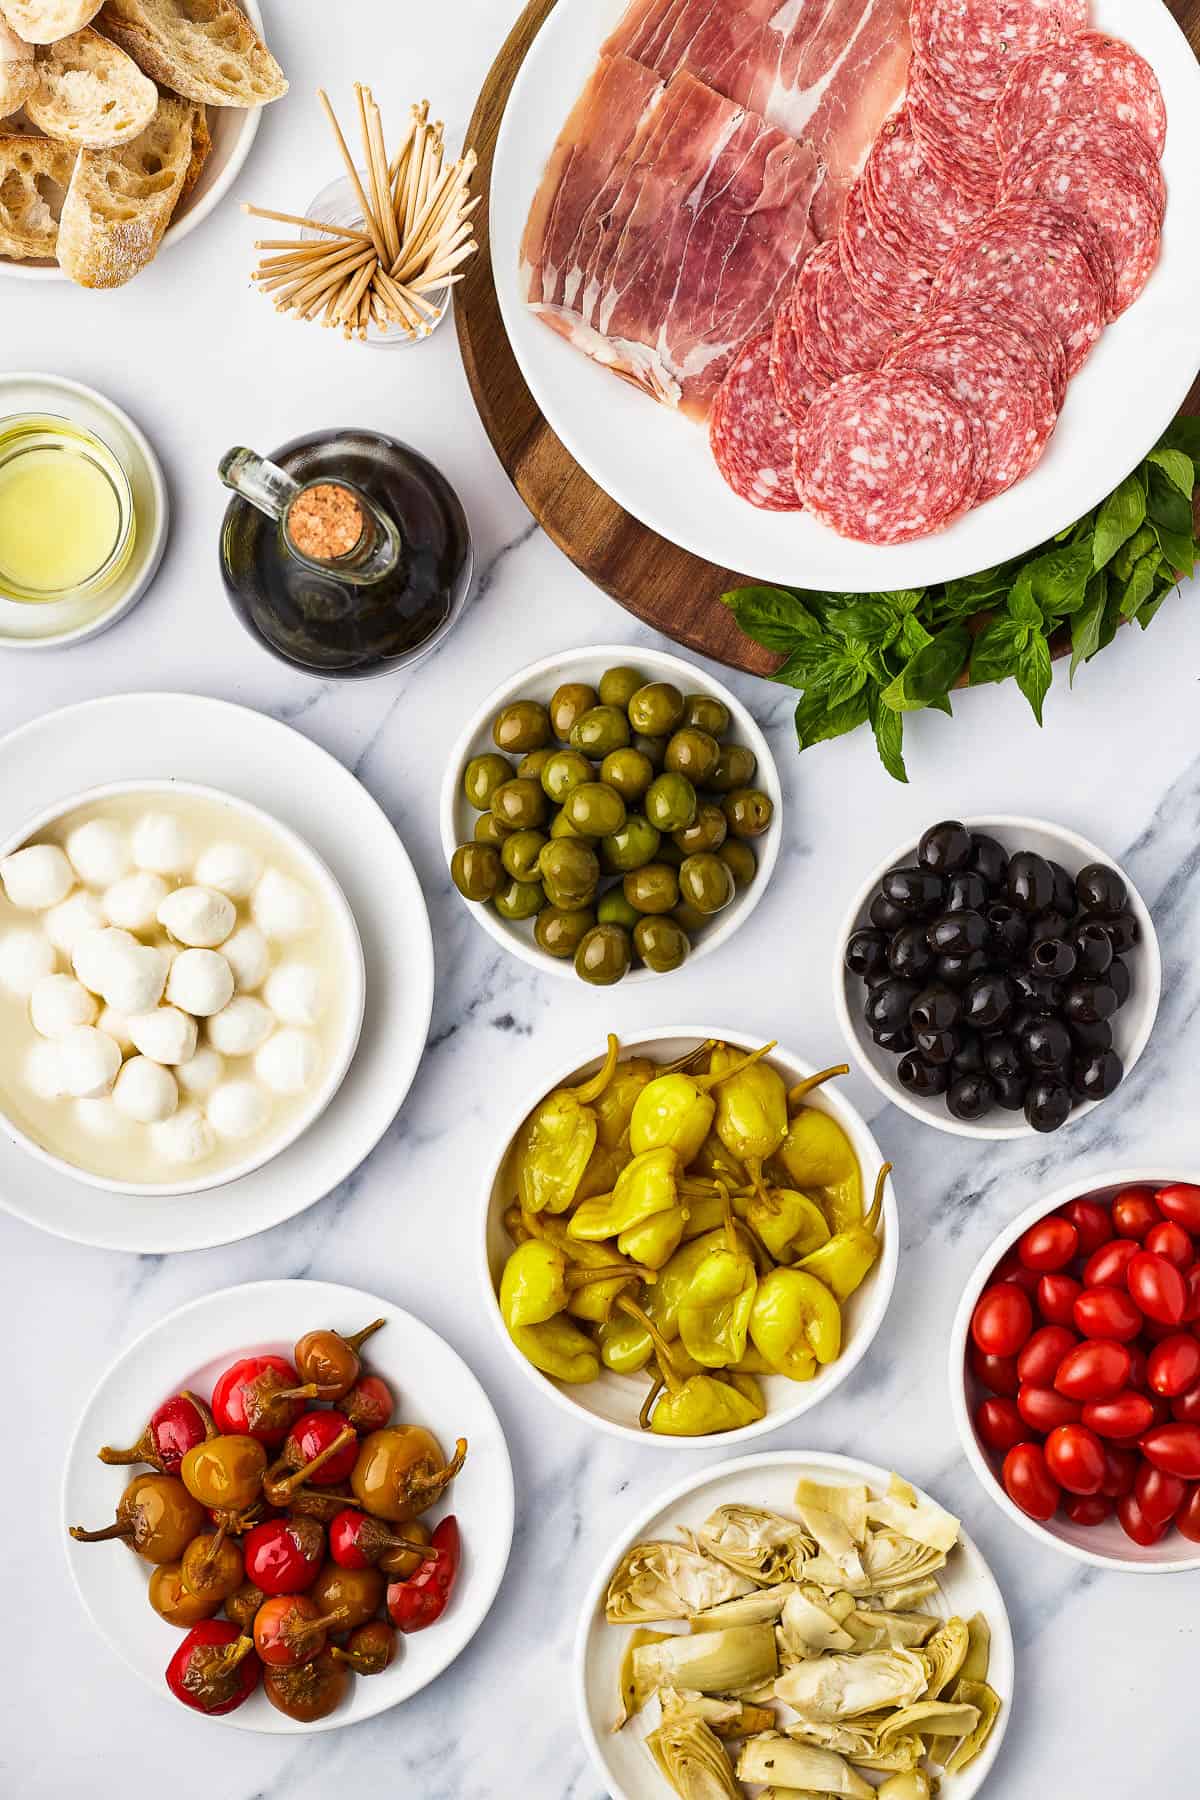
[245,86,479,340]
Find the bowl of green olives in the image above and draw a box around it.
[441,647,781,984]
[834,816,1161,1142]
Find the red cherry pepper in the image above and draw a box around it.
[1059,1198,1113,1257]
[1127,1252,1188,1328]
[284,1411,360,1486]
[242,1516,325,1596]
[253,1594,347,1667]
[387,1515,460,1633]
[98,1391,215,1475]
[336,1374,395,1435]
[165,1621,259,1715]
[212,1355,314,1448]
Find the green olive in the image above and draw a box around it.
[492,700,550,754]
[550,811,585,839]
[664,727,720,785]
[600,815,661,874]
[710,742,757,792]
[628,681,685,738]
[633,732,667,771]
[574,923,632,986]
[718,839,757,888]
[538,839,600,908]
[634,915,689,973]
[540,749,593,804]
[474,813,511,846]
[682,692,731,736]
[451,843,502,902]
[535,906,596,959]
[492,778,548,831]
[599,747,654,803]
[679,853,736,916]
[597,890,640,931]
[623,863,679,915]
[493,876,545,921]
[548,682,598,740]
[645,771,697,834]
[672,902,708,935]
[463,752,513,811]
[517,747,554,783]
[501,829,548,882]
[673,802,727,856]
[563,782,626,838]
[655,839,685,868]
[569,705,631,758]
[597,666,643,710]
[722,787,774,839]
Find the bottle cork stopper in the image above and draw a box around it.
[287,484,365,560]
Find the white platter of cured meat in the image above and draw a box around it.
[491,0,1200,585]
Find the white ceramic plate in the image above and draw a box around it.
[951,1170,1200,1574]
[576,1450,1015,1800]
[2,0,266,283]
[440,644,782,982]
[491,0,1200,589]
[0,694,433,1251]
[833,815,1161,1141]
[63,1280,515,1732]
[480,1029,898,1449]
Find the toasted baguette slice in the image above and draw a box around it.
[26,27,156,147]
[0,131,75,257]
[0,0,103,45]
[97,0,286,107]
[56,90,200,286]
[0,17,36,118]
[179,85,208,200]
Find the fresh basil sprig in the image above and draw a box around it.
[723,413,1199,781]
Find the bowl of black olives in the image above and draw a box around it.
[834,818,1160,1139]
[441,646,781,985]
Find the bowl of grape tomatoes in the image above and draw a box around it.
[951,1172,1200,1571]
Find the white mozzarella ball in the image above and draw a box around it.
[103,871,169,932]
[207,995,275,1057]
[57,1026,122,1098]
[151,1104,217,1166]
[264,963,323,1027]
[166,949,234,1018]
[72,927,133,995]
[157,885,236,949]
[255,1028,320,1095]
[96,940,169,1015]
[176,1046,225,1101]
[24,1039,66,1100]
[194,842,261,901]
[127,1005,198,1066]
[207,1079,270,1140]
[75,1098,126,1140]
[0,844,74,911]
[252,868,316,941]
[131,812,191,876]
[113,1056,179,1123]
[44,890,106,956]
[30,974,99,1038]
[65,819,130,888]
[97,1006,134,1055]
[223,925,270,993]
[0,928,56,997]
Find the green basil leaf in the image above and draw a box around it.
[1110,523,1157,584]
[880,588,926,615]
[868,689,907,783]
[1146,466,1194,538]
[1119,548,1162,619]
[1015,633,1053,725]
[793,687,870,750]
[1007,566,1042,626]
[1147,446,1196,499]
[1070,573,1108,682]
[1137,580,1176,631]
[879,623,970,712]
[827,663,869,708]
[1149,519,1196,579]
[927,691,955,717]
[970,616,1029,685]
[1092,473,1146,569]
[1026,541,1093,616]
[1161,414,1200,461]
[897,614,933,658]
[826,601,901,646]
[721,584,825,652]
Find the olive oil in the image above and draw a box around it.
[0,416,133,602]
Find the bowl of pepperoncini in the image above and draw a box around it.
[481,1031,899,1447]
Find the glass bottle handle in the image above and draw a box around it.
[218,447,300,524]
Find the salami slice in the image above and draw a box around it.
[1001,116,1166,223]
[913,0,1089,105]
[864,108,991,268]
[995,30,1168,161]
[839,182,935,330]
[907,54,1002,199]
[795,370,981,544]
[815,242,896,378]
[1002,148,1163,315]
[770,302,826,424]
[925,293,1069,410]
[933,201,1105,374]
[987,196,1117,320]
[791,243,845,384]
[710,328,804,511]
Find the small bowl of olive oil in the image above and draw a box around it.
[0,414,135,606]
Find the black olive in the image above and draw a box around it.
[1018,1016,1073,1070]
[888,923,936,981]
[936,950,989,989]
[873,1025,915,1055]
[1028,911,1071,947]
[898,1053,950,1097]
[1073,1049,1125,1101]
[1029,937,1077,981]
[969,833,1009,890]
[865,978,920,1034]
[961,972,1014,1030]
[1047,860,1077,916]
[1070,1017,1113,1056]
[909,985,960,1033]
[1010,970,1062,1014]
[947,1073,996,1121]
[951,1031,985,1076]
[1076,863,1127,914]
[845,928,889,981]
[945,871,988,913]
[882,866,945,913]
[1008,1008,1038,1041]
[914,1028,959,1065]
[983,903,1029,961]
[1025,1076,1073,1133]
[869,892,909,933]
[1007,851,1055,915]
[992,1072,1030,1111]
[1095,910,1139,955]
[1071,920,1114,976]
[1064,981,1118,1025]
[918,820,972,874]
[984,1035,1022,1080]
[1107,957,1131,1008]
[927,910,987,956]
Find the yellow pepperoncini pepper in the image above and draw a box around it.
[749,1267,841,1378]
[594,1057,657,1149]
[618,1202,687,1270]
[499,1238,639,1329]
[509,1317,600,1384]
[744,1184,831,1263]
[568,1146,681,1242]
[677,1187,758,1369]
[598,1309,654,1375]
[627,1302,765,1435]
[628,1042,774,1164]
[796,1162,889,1302]
[512,1034,620,1215]
[710,1043,787,1186]
[691,1131,749,1188]
[773,1067,862,1230]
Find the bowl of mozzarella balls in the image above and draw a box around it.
[0,783,365,1195]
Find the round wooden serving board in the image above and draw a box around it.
[457,0,1200,678]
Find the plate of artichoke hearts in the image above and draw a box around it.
[576,1452,1014,1800]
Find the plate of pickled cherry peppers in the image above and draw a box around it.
[64,1282,514,1729]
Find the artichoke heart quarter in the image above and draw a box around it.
[606,1540,756,1623]
[774,1646,927,1719]
[647,1716,741,1800]
[697,1504,817,1584]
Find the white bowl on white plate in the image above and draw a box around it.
[440,645,781,983]
[833,815,1161,1142]
[576,1450,1015,1800]
[63,1280,514,1732]
[950,1171,1200,1573]
[2,0,266,283]
[0,779,365,1197]
[480,1029,898,1449]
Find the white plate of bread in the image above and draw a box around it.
[0,0,286,288]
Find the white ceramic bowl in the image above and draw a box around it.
[480,1028,898,1449]
[576,1450,1015,1800]
[833,815,1161,1142]
[950,1169,1200,1574]
[0,779,365,1196]
[441,645,781,983]
[1,0,266,283]
[63,1280,515,1732]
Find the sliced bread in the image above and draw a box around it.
[0,132,75,258]
[26,27,157,148]
[56,89,201,286]
[97,0,286,107]
[0,17,36,119]
[0,0,103,46]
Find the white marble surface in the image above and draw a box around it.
[3,3,1200,1794]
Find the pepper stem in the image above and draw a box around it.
[639,1373,665,1431]
[787,1064,850,1108]
[405,1438,468,1511]
[564,1264,649,1291]
[864,1163,890,1235]
[662,1039,716,1074]
[697,1041,777,1094]
[69,1519,129,1544]
[719,1181,737,1254]
[96,1437,146,1467]
[345,1318,386,1354]
[270,1424,357,1503]
[570,1033,620,1104]
[274,1382,322,1405]
[198,1523,228,1572]
[617,1297,683,1392]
